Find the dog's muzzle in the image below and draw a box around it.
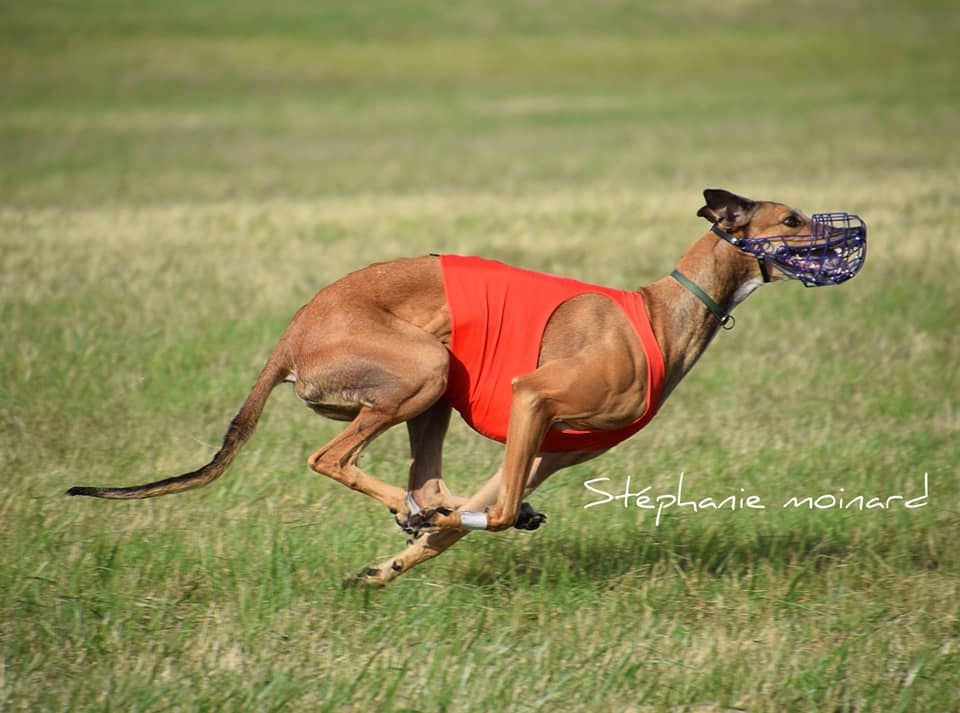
[713,212,867,287]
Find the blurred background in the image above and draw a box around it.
[2,1,958,710]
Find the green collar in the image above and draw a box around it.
[670,269,735,330]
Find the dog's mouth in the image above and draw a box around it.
[737,213,867,287]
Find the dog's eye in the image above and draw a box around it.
[783,215,803,228]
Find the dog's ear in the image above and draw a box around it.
[697,189,756,229]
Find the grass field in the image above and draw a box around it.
[2,1,958,710]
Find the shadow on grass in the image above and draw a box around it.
[447,513,942,589]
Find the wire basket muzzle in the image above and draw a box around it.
[746,213,867,287]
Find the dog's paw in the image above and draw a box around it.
[404,506,453,532]
[395,503,464,534]
[514,502,547,531]
[394,512,421,537]
[342,567,388,588]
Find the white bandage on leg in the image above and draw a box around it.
[459,511,488,530]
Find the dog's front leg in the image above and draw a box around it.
[396,399,467,533]
[481,358,614,531]
[415,363,578,532]
[480,374,558,530]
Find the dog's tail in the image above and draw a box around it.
[66,351,290,500]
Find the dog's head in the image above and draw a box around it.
[697,189,866,287]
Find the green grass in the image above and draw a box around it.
[2,0,958,710]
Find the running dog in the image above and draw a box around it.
[67,189,866,585]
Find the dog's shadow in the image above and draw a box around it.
[444,520,928,589]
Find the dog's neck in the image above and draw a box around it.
[643,232,762,400]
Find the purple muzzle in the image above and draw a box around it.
[713,212,867,287]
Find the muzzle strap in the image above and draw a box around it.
[711,223,770,282]
[670,269,735,330]
[757,255,771,283]
[710,223,741,245]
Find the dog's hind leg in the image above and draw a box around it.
[306,408,410,513]
[352,470,502,586]
[302,335,450,514]
[353,450,599,586]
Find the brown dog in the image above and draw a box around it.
[67,189,865,585]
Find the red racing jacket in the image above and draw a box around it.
[439,255,666,452]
